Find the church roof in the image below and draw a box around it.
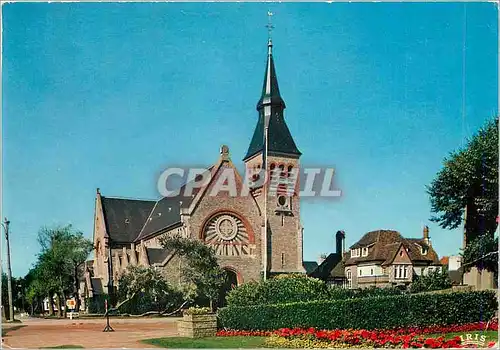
[101,197,156,243]
[134,195,191,242]
[134,172,212,242]
[146,247,173,265]
[244,40,301,161]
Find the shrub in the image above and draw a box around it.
[226,275,329,307]
[183,307,212,315]
[86,295,107,314]
[409,269,452,294]
[218,290,497,330]
[328,285,404,300]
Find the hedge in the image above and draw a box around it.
[226,275,330,307]
[226,275,405,307]
[218,290,497,331]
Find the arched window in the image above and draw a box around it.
[278,164,286,178]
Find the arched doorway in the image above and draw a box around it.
[218,268,239,308]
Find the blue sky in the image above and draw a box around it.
[2,3,498,277]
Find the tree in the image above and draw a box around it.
[26,225,93,317]
[428,118,498,244]
[160,235,226,310]
[113,265,189,316]
[409,269,452,294]
[462,234,498,276]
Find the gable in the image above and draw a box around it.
[188,155,261,217]
[391,244,412,264]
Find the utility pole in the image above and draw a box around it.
[3,218,14,321]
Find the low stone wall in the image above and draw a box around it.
[177,314,217,338]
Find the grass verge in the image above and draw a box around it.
[427,330,498,342]
[142,336,267,348]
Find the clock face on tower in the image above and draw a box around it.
[203,213,251,256]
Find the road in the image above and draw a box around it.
[2,317,181,349]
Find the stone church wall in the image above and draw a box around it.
[187,161,263,283]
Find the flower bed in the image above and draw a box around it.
[217,321,498,348]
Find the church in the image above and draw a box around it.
[83,37,308,300]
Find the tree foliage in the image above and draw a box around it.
[409,269,452,294]
[115,265,187,315]
[461,234,498,273]
[160,234,225,308]
[25,225,93,316]
[427,118,498,242]
[226,275,330,307]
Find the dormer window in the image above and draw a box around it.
[361,247,369,257]
[350,248,361,258]
[421,246,428,255]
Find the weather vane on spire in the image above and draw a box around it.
[266,11,274,43]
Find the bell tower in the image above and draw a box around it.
[243,34,303,276]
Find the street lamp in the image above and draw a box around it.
[1,218,14,321]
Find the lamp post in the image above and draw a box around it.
[2,218,14,321]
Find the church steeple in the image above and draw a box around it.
[256,39,286,110]
[244,38,301,161]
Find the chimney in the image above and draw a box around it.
[423,225,430,245]
[336,230,346,256]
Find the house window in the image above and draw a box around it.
[361,247,369,257]
[421,246,428,255]
[394,267,397,279]
[399,250,403,257]
[351,249,360,258]
[403,266,407,278]
[359,269,362,276]
[281,253,285,268]
[370,268,373,275]
[346,270,352,289]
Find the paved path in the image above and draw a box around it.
[2,317,181,348]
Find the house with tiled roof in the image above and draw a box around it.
[344,226,442,289]
[308,231,347,286]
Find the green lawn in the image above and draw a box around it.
[427,330,498,343]
[143,331,498,348]
[142,336,267,348]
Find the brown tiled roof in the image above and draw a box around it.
[330,259,345,278]
[345,229,441,266]
[405,239,440,264]
[440,256,449,265]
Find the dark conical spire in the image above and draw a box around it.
[244,39,301,161]
[256,40,286,110]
